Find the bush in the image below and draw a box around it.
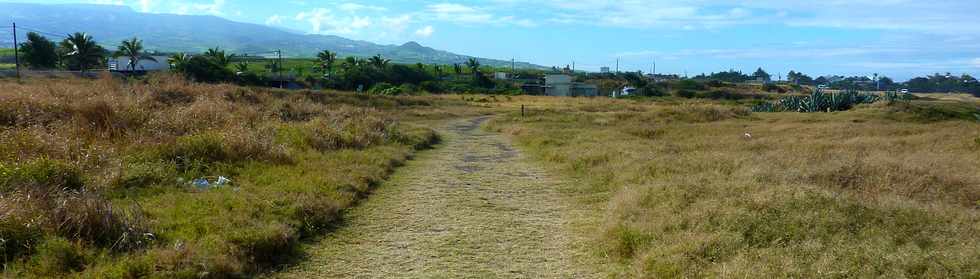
[47,191,152,251]
[0,159,85,192]
[697,89,747,100]
[368,82,395,94]
[419,81,444,93]
[182,56,234,83]
[28,238,89,277]
[305,113,390,150]
[762,83,786,93]
[675,79,705,91]
[640,84,666,97]
[657,103,751,122]
[0,206,44,264]
[673,89,696,98]
[113,160,178,189]
[159,133,227,173]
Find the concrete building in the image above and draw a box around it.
[108,56,170,73]
[544,74,598,97]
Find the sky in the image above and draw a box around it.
[8,0,980,80]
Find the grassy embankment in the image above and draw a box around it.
[0,74,478,278]
[487,95,980,277]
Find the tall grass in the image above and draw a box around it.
[0,74,445,277]
[488,96,980,278]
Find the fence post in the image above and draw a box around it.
[12,22,20,81]
[521,104,525,118]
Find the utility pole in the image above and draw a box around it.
[615,58,619,73]
[572,61,575,72]
[12,22,20,80]
[511,58,515,77]
[652,59,656,76]
[277,49,283,89]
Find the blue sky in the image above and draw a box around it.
[11,0,980,80]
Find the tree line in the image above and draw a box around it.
[14,32,519,94]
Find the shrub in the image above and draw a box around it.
[675,79,705,91]
[0,159,85,192]
[113,160,178,189]
[293,197,341,235]
[305,113,390,150]
[228,222,298,268]
[762,83,785,93]
[181,56,234,83]
[159,133,227,173]
[640,84,666,97]
[0,201,44,264]
[47,191,152,251]
[697,89,746,100]
[28,238,89,277]
[672,89,696,98]
[657,103,751,122]
[368,82,395,95]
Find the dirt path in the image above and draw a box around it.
[272,117,600,278]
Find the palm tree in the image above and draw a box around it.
[204,47,234,67]
[168,53,189,72]
[453,63,462,75]
[316,50,337,74]
[465,58,481,74]
[368,54,390,69]
[60,32,105,72]
[114,37,157,73]
[235,61,249,73]
[433,64,443,79]
[341,56,362,71]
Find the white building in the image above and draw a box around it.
[544,74,598,97]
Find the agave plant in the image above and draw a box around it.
[752,88,905,113]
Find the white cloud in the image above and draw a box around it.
[972,58,980,68]
[414,25,434,37]
[381,14,413,33]
[523,0,980,33]
[295,8,373,35]
[138,0,151,12]
[425,3,535,26]
[87,0,124,5]
[338,3,386,12]
[169,0,224,15]
[265,14,283,25]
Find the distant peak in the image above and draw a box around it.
[401,41,423,48]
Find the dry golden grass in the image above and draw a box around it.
[487,96,980,278]
[0,74,475,278]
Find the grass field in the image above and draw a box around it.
[486,96,980,277]
[1,73,978,278]
[0,74,487,278]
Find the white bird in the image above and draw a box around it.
[744,132,753,139]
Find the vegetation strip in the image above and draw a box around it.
[487,96,979,278]
[0,76,447,277]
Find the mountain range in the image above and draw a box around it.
[0,2,542,68]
